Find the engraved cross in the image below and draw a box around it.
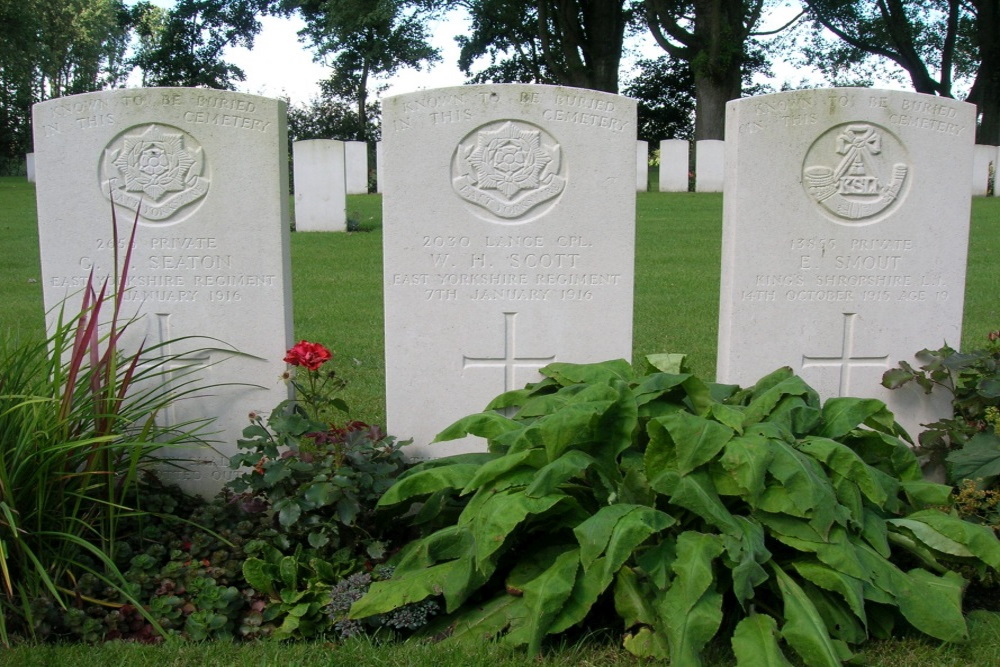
[801,312,888,396]
[144,312,211,426]
[462,311,555,393]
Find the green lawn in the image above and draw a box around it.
[3,175,1000,663]
[2,177,999,426]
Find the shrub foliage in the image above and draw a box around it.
[352,358,1000,664]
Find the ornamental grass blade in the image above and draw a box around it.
[731,613,794,667]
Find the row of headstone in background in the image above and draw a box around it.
[25,152,35,182]
[32,88,294,496]
[29,83,980,490]
[292,139,371,231]
[638,138,997,196]
[973,144,1000,196]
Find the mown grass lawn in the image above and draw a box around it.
[2,177,1000,664]
[4,177,998,426]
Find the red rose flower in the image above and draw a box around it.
[283,341,332,370]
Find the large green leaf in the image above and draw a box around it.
[655,411,735,476]
[741,374,819,429]
[819,397,893,440]
[524,449,595,498]
[797,436,891,507]
[892,509,1000,567]
[633,372,691,406]
[790,560,867,631]
[548,555,616,634]
[761,439,843,538]
[433,412,522,442]
[772,564,849,666]
[614,565,660,630]
[731,613,794,667]
[351,558,468,618]
[425,592,526,644]
[947,432,1000,484]
[804,582,867,644]
[724,517,772,608]
[469,488,568,568]
[854,543,969,641]
[659,532,725,666]
[574,504,674,572]
[462,448,547,494]
[670,470,742,534]
[719,434,774,505]
[505,548,581,655]
[540,359,635,385]
[378,463,486,508]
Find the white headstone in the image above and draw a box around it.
[636,140,648,191]
[382,84,636,458]
[32,88,293,495]
[376,140,384,193]
[345,140,368,194]
[26,152,35,182]
[658,139,689,192]
[293,139,347,232]
[717,88,976,438]
[695,139,724,192]
[973,144,994,196]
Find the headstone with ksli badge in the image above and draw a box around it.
[717,88,976,437]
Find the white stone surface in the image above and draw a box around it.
[26,152,35,182]
[695,139,724,192]
[32,88,293,495]
[382,84,636,458]
[345,140,369,194]
[717,88,976,439]
[293,139,346,232]
[636,140,648,191]
[376,141,383,193]
[658,139,689,192]
[972,144,995,196]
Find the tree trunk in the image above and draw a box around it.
[970,0,1000,145]
[694,66,740,140]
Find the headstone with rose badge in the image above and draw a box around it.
[381,84,637,458]
[717,88,976,438]
[32,87,294,496]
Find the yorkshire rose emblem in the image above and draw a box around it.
[453,121,565,220]
[101,124,209,222]
[803,123,908,223]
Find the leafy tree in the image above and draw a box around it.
[0,0,131,173]
[130,0,271,89]
[451,0,634,93]
[286,89,381,143]
[456,0,559,84]
[622,56,696,141]
[286,0,441,141]
[641,0,791,140]
[966,0,1000,144]
[801,0,999,144]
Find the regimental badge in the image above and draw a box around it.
[803,123,909,223]
[452,121,565,221]
[101,124,209,222]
